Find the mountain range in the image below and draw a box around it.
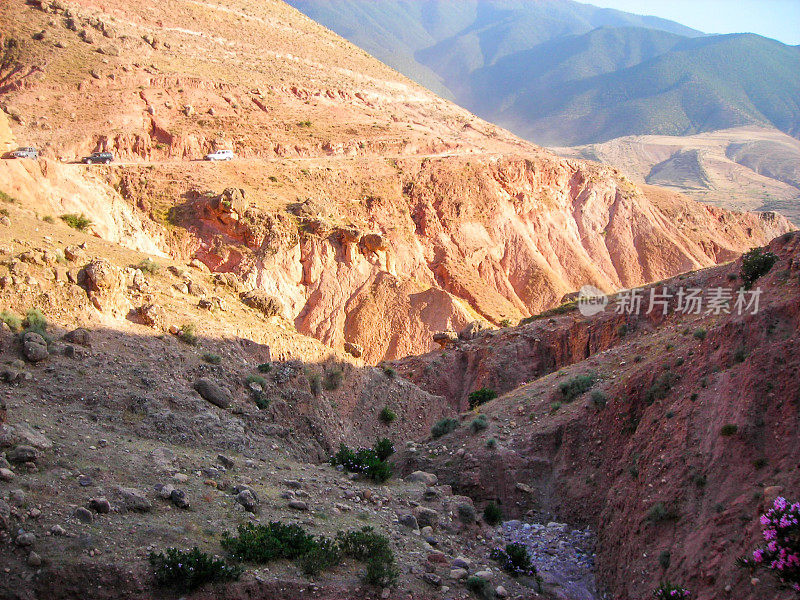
[288,0,800,146]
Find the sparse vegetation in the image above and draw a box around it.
[431,417,459,439]
[741,247,778,289]
[201,352,221,365]
[486,438,497,449]
[693,328,707,340]
[645,371,680,405]
[297,120,312,128]
[491,543,540,582]
[470,414,488,433]
[483,501,503,526]
[337,527,399,587]
[178,323,198,345]
[308,371,322,396]
[149,547,241,591]
[222,522,319,563]
[720,424,738,436]
[468,387,497,409]
[60,213,93,231]
[0,190,17,204]
[135,258,160,274]
[330,439,394,483]
[382,365,396,378]
[257,362,272,373]
[465,575,494,599]
[323,366,343,391]
[653,582,690,600]
[658,550,671,569]
[590,389,607,408]
[0,309,21,332]
[379,406,397,425]
[647,502,678,524]
[23,308,48,337]
[559,373,596,401]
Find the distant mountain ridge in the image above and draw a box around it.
[288,0,800,146]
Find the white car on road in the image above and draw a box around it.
[204,149,235,161]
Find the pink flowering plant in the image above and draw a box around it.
[740,496,800,593]
[653,582,690,599]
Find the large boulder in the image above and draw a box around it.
[406,471,438,486]
[22,333,48,363]
[240,290,282,318]
[81,259,128,313]
[360,233,387,254]
[458,320,489,341]
[193,378,232,409]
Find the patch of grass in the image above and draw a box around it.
[658,550,671,569]
[201,352,221,365]
[307,371,322,396]
[465,575,494,599]
[379,406,396,425]
[246,374,267,387]
[470,414,488,433]
[135,258,160,274]
[149,547,241,592]
[178,323,198,346]
[647,502,678,524]
[297,120,312,128]
[733,347,748,364]
[486,438,497,449]
[257,362,272,373]
[59,213,93,231]
[483,501,503,526]
[720,424,738,436]
[431,417,459,439]
[693,328,707,340]
[381,365,395,379]
[0,190,17,203]
[590,389,607,408]
[550,401,562,413]
[0,309,21,332]
[468,387,497,409]
[491,543,538,579]
[559,373,596,401]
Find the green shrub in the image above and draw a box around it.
[499,318,511,327]
[41,214,53,222]
[559,373,596,401]
[483,501,503,526]
[296,537,342,576]
[23,308,48,337]
[382,365,396,378]
[431,417,459,439]
[330,440,394,483]
[468,387,497,409]
[246,374,267,387]
[550,401,562,413]
[149,547,241,591]
[135,258,160,274]
[645,371,680,405]
[323,367,343,391]
[465,575,494,599]
[0,190,17,203]
[379,406,397,425]
[178,323,198,345]
[60,213,93,231]
[0,310,21,332]
[308,371,322,396]
[470,414,488,433]
[257,362,272,373]
[202,352,221,365]
[490,543,537,577]
[221,522,317,563]
[337,527,398,587]
[590,389,607,408]
[720,424,738,436]
[753,457,768,469]
[693,328,707,340]
[741,247,778,289]
[486,438,497,449]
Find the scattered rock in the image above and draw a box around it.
[459,320,489,341]
[16,532,36,546]
[414,506,439,529]
[88,497,111,514]
[406,471,438,486]
[74,507,93,523]
[0,468,14,481]
[452,556,472,570]
[240,290,282,318]
[433,331,459,348]
[22,332,49,362]
[288,499,309,511]
[8,445,40,464]
[170,489,190,509]
[398,513,419,529]
[236,489,258,513]
[217,454,235,469]
[495,585,508,597]
[360,233,387,254]
[344,342,363,358]
[63,328,91,347]
[450,568,468,580]
[421,572,442,587]
[193,378,231,409]
[9,489,26,506]
[50,524,66,536]
[114,487,151,512]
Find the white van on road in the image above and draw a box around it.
[204,149,235,161]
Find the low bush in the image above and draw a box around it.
[221,522,317,563]
[257,362,272,373]
[330,439,394,483]
[307,371,322,396]
[645,371,680,405]
[483,501,503,526]
[590,389,607,408]
[741,247,778,289]
[693,328,707,340]
[323,367,343,391]
[470,414,488,433]
[379,406,397,425]
[658,550,671,569]
[149,547,241,591]
[60,213,93,231]
[647,502,678,524]
[337,527,398,587]
[559,373,596,401]
[720,424,738,436]
[178,323,198,346]
[431,417,459,439]
[465,575,494,599]
[468,387,497,409]
[486,438,497,449]
[382,365,396,378]
[739,496,800,591]
[135,258,160,274]
[202,352,221,365]
[23,308,48,337]
[490,543,538,578]
[296,537,342,576]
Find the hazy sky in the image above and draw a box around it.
[588,0,800,45]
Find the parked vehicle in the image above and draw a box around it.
[82,152,114,164]
[9,147,38,159]
[204,149,235,161]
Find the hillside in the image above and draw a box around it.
[0,1,796,600]
[555,127,800,225]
